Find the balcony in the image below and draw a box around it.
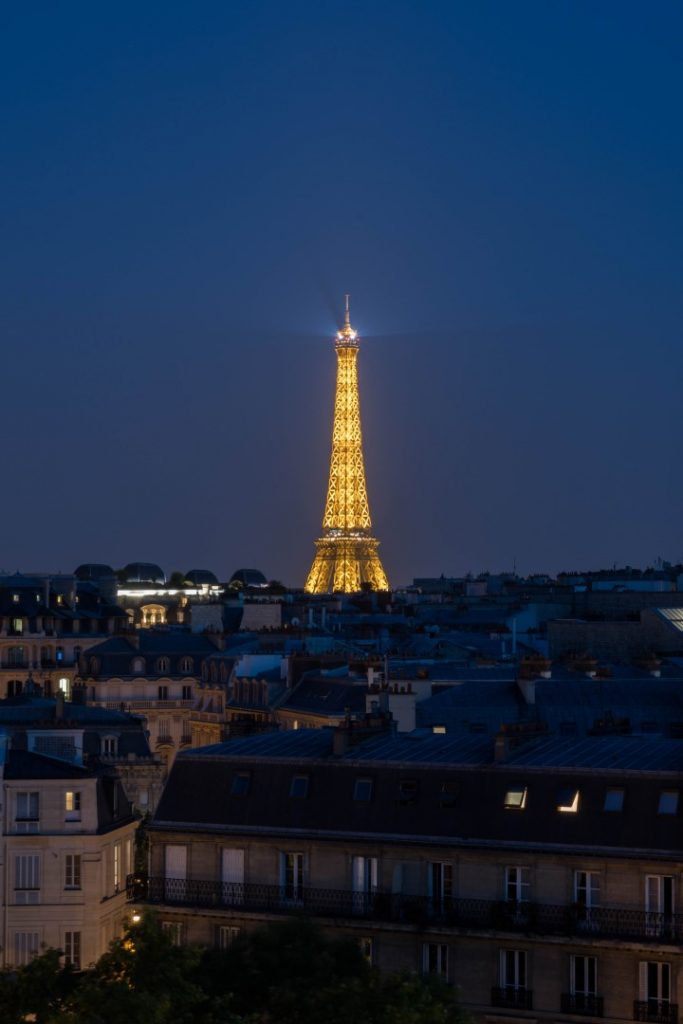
[127,877,683,944]
[491,987,533,1010]
[634,1002,678,1024]
[561,993,604,1017]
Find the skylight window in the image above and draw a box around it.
[354,778,373,802]
[231,773,251,797]
[658,790,679,815]
[439,781,459,809]
[603,788,625,812]
[432,725,446,735]
[606,786,626,811]
[504,787,527,810]
[557,787,580,813]
[289,775,309,799]
[398,780,418,807]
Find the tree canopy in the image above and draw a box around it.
[0,913,470,1024]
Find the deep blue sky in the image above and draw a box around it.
[2,2,682,586]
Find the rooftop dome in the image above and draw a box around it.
[74,563,115,581]
[121,562,166,585]
[184,569,219,586]
[229,568,268,589]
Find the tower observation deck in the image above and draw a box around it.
[304,297,389,593]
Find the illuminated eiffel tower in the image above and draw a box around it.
[304,297,389,593]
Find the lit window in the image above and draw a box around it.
[558,787,580,813]
[231,773,250,797]
[354,778,373,801]
[12,593,19,603]
[12,618,23,633]
[504,787,528,810]
[289,775,309,799]
[658,791,679,815]
[65,791,81,821]
[604,788,625,812]
[58,677,71,700]
[432,725,446,735]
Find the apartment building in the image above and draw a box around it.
[0,726,138,968]
[136,724,683,1023]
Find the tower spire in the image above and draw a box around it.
[304,299,389,594]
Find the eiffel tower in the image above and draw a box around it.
[304,297,389,593]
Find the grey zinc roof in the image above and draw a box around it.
[506,735,683,772]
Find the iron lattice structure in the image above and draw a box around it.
[304,299,389,593]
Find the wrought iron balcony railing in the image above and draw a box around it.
[126,876,683,944]
[561,993,604,1016]
[634,1001,678,1024]
[491,987,533,1010]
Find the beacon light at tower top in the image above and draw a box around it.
[304,296,389,595]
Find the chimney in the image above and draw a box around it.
[494,732,509,762]
[517,677,536,705]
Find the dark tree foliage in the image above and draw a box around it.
[0,912,469,1024]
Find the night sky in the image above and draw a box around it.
[2,2,682,586]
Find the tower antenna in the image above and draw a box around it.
[344,293,351,327]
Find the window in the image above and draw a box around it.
[429,862,453,911]
[222,848,245,905]
[658,790,678,815]
[64,931,81,969]
[113,842,122,892]
[289,775,309,799]
[574,871,600,928]
[231,772,251,796]
[504,787,527,810]
[180,657,193,673]
[432,725,446,734]
[8,646,26,667]
[352,856,378,911]
[354,778,373,801]
[7,679,23,697]
[439,781,459,808]
[645,875,675,938]
[281,852,304,903]
[638,962,671,1018]
[571,954,597,997]
[505,866,530,903]
[161,922,185,946]
[101,735,118,756]
[158,685,169,701]
[132,657,145,674]
[13,932,39,966]
[158,719,171,742]
[398,780,418,806]
[16,791,39,830]
[218,925,241,949]
[12,593,19,603]
[15,854,40,903]
[157,658,170,674]
[604,787,625,812]
[58,677,71,700]
[65,791,81,821]
[182,684,192,701]
[422,942,448,978]
[359,936,374,964]
[125,837,133,876]
[500,949,527,990]
[65,854,81,890]
[557,787,580,813]
[12,617,24,634]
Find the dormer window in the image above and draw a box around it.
[604,788,625,812]
[505,787,528,810]
[157,657,170,674]
[89,658,99,675]
[56,595,63,605]
[439,781,459,808]
[180,657,193,673]
[12,593,19,603]
[658,790,679,815]
[289,775,309,799]
[398,780,418,806]
[354,778,373,802]
[231,772,251,796]
[558,787,580,813]
[132,657,145,674]
[101,735,118,757]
